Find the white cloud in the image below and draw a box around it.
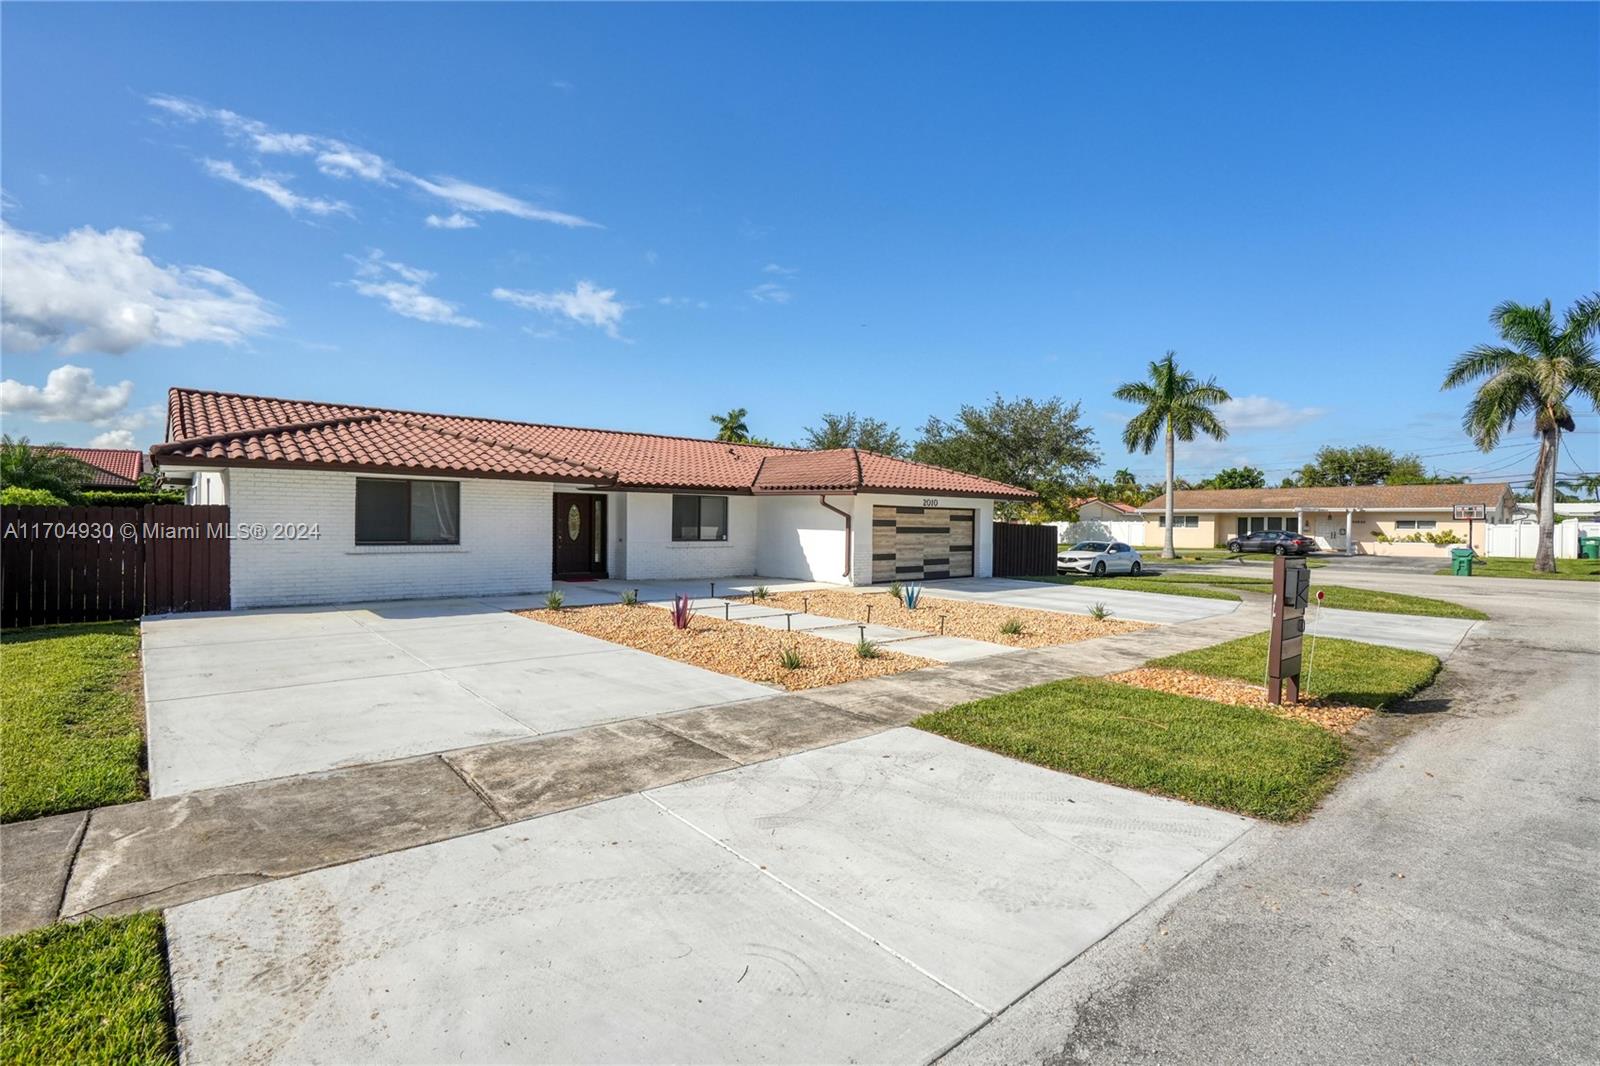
[150,95,596,228]
[405,175,595,228]
[748,282,792,304]
[202,159,351,217]
[424,212,478,230]
[87,429,137,449]
[762,262,797,276]
[1216,395,1325,431]
[1,365,134,423]
[551,80,574,92]
[657,296,709,309]
[0,222,279,355]
[347,253,478,327]
[493,281,625,338]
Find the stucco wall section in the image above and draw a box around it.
[226,468,552,608]
[755,495,851,583]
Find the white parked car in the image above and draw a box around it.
[1057,541,1143,577]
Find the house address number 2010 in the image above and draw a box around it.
[922,498,940,507]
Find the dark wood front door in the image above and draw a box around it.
[553,493,606,578]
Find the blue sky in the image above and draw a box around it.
[2,2,1596,489]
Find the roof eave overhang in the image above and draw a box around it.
[149,454,618,487]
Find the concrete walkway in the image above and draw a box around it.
[1,603,1271,935]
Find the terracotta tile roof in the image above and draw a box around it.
[154,388,1035,498]
[1071,496,1139,514]
[750,448,1034,499]
[39,447,145,487]
[1137,483,1515,512]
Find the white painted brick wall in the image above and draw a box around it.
[618,492,758,580]
[227,468,552,608]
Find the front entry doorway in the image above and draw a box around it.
[553,493,607,579]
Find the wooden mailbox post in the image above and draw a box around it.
[1268,555,1311,703]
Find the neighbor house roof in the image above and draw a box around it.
[1071,496,1139,514]
[153,388,1035,499]
[1137,483,1514,513]
[39,447,145,488]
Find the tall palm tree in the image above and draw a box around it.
[1443,295,1600,572]
[710,407,751,443]
[1114,352,1231,559]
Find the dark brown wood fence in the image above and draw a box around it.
[991,521,1058,577]
[2,505,231,628]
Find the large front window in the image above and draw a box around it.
[356,478,460,545]
[672,495,728,541]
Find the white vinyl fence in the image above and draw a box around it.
[1484,520,1591,559]
[1047,519,1147,545]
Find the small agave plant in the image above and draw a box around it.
[670,594,693,629]
[888,580,904,604]
[620,589,639,607]
[902,583,923,610]
[544,590,565,611]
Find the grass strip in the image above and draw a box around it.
[0,914,177,1065]
[915,677,1346,821]
[1434,556,1600,581]
[1,622,146,823]
[1020,574,1241,600]
[1151,632,1440,709]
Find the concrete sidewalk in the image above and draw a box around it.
[1,604,1271,935]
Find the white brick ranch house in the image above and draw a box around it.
[151,388,1034,609]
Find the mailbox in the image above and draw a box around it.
[1268,556,1309,704]
[1284,566,1311,610]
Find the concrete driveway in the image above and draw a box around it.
[143,598,772,796]
[1309,606,1478,657]
[164,728,1249,1064]
[919,576,1240,624]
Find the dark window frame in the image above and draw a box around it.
[355,477,461,546]
[671,494,730,542]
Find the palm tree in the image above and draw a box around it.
[709,408,751,443]
[1113,352,1231,559]
[0,435,94,500]
[1111,468,1138,503]
[1443,295,1600,572]
[1558,473,1600,502]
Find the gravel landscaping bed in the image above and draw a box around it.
[1108,667,1370,733]
[762,590,1149,648]
[522,604,935,690]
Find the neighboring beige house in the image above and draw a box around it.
[1136,482,1516,555]
[1072,497,1140,522]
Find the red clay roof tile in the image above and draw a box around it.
[154,387,1035,499]
[39,447,145,487]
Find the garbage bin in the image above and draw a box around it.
[1450,547,1475,576]
[1580,537,1600,560]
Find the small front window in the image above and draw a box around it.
[1159,515,1199,528]
[672,495,729,541]
[356,478,460,545]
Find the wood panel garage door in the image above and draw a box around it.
[871,506,975,582]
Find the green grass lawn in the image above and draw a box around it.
[1021,574,1242,600]
[0,914,176,1065]
[1,622,147,823]
[1128,547,1328,568]
[1152,632,1441,709]
[1023,572,1485,618]
[1434,555,1600,581]
[915,677,1346,821]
